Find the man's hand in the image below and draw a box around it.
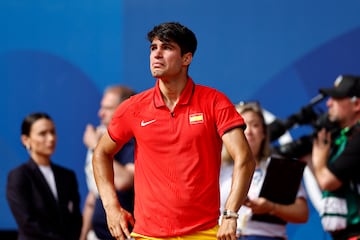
[217,218,237,240]
[312,129,331,164]
[312,128,342,191]
[83,124,102,149]
[105,204,134,240]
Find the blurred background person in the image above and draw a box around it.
[220,102,309,240]
[6,112,82,240]
[309,75,360,240]
[80,85,135,240]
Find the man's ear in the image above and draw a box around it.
[353,97,360,112]
[182,52,192,65]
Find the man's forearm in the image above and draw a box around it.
[225,154,254,211]
[93,148,119,209]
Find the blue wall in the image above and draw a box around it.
[2,1,360,239]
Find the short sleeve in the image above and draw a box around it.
[214,91,246,136]
[108,98,134,144]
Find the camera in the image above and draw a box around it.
[268,95,341,159]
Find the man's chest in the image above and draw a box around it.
[132,105,216,145]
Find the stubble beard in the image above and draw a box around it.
[151,69,164,78]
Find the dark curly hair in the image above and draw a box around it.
[147,22,197,56]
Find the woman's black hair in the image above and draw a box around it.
[21,112,53,136]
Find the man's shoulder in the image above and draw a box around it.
[122,88,154,108]
[114,88,155,117]
[131,87,154,101]
[194,83,217,92]
[194,83,226,97]
[193,84,233,108]
[348,121,360,141]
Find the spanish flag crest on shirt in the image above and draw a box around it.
[189,113,204,124]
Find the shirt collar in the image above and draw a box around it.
[154,77,195,108]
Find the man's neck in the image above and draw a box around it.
[159,76,188,111]
[342,117,360,129]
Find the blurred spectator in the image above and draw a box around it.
[220,102,309,240]
[80,85,135,240]
[309,75,360,239]
[6,112,82,240]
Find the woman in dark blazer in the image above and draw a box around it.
[6,112,82,240]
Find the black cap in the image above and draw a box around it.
[319,75,360,98]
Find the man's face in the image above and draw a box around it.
[149,38,189,80]
[327,97,357,128]
[98,92,119,127]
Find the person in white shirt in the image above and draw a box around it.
[220,102,309,240]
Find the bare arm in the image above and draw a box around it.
[93,131,134,240]
[245,196,308,223]
[217,128,255,240]
[79,191,96,240]
[270,197,308,223]
[222,128,255,214]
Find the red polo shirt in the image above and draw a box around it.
[108,78,245,237]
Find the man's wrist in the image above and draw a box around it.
[222,209,239,219]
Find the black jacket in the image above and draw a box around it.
[6,158,82,240]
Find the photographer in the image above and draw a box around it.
[309,75,360,240]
